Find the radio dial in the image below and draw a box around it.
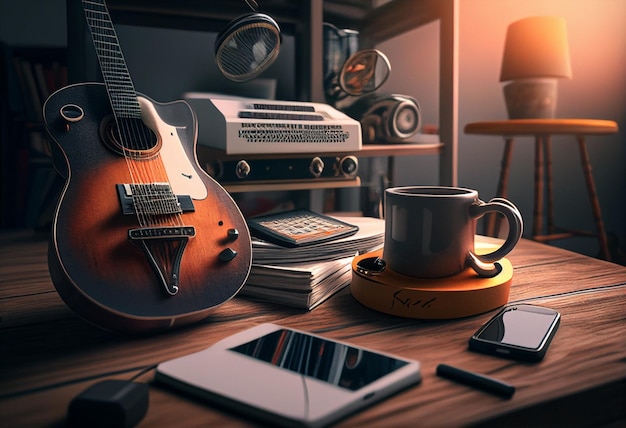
[235,160,251,179]
[309,157,325,178]
[339,156,358,178]
[334,156,359,178]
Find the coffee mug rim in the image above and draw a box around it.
[386,186,477,197]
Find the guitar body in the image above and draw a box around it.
[43,82,252,333]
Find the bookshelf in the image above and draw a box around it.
[0,44,67,228]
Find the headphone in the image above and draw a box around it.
[215,0,281,82]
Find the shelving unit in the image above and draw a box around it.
[65,0,458,196]
[0,44,67,228]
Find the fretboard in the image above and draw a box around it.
[82,0,141,119]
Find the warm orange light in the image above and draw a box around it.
[500,16,572,82]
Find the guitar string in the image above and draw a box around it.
[84,0,184,229]
[84,0,151,225]
[95,0,175,229]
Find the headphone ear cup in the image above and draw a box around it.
[360,114,382,144]
[215,13,281,82]
[388,97,421,139]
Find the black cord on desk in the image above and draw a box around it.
[129,364,158,382]
[0,364,158,400]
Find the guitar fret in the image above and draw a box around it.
[82,0,141,116]
[100,65,128,74]
[102,76,133,85]
[100,67,131,75]
[109,96,138,103]
[112,103,140,108]
[92,37,122,45]
[93,41,123,51]
[85,20,115,30]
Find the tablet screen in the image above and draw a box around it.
[231,329,408,391]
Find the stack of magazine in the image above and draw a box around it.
[240,216,385,310]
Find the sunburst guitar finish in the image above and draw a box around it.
[42,0,252,333]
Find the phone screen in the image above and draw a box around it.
[230,329,408,391]
[476,306,559,349]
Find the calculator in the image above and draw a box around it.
[246,210,359,247]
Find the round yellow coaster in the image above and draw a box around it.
[350,249,513,319]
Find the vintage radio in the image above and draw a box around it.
[184,93,362,154]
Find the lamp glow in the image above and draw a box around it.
[500,16,572,119]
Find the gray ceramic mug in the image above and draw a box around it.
[383,186,523,278]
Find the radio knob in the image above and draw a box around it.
[339,156,358,177]
[309,157,324,178]
[235,160,251,179]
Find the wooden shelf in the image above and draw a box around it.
[197,143,442,194]
[104,0,372,32]
[223,177,361,193]
[197,141,443,162]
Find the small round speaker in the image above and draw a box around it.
[389,99,421,139]
[340,93,422,143]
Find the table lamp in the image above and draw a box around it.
[500,16,572,119]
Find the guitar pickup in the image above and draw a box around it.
[117,184,195,215]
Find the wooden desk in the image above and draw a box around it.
[464,119,618,261]
[1,231,625,427]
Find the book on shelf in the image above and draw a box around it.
[239,216,385,310]
[1,44,67,228]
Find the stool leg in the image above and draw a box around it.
[545,135,556,235]
[577,136,611,261]
[533,136,545,238]
[487,137,514,237]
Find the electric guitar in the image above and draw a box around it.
[42,0,252,333]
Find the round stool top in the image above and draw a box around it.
[464,119,618,136]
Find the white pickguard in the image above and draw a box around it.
[138,96,208,200]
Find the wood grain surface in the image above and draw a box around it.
[1,231,625,427]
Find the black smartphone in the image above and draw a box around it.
[469,304,560,362]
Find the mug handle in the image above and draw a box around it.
[466,198,523,278]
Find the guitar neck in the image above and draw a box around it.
[82,0,141,119]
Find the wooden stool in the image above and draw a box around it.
[464,119,618,261]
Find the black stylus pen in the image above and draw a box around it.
[436,364,515,399]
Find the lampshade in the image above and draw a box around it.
[500,16,572,82]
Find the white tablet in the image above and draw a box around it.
[155,323,421,427]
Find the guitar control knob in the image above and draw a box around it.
[218,248,238,262]
[227,228,239,241]
[309,157,324,178]
[235,160,251,179]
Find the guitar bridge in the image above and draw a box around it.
[117,184,194,215]
[129,226,196,295]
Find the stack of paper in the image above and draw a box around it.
[240,216,385,310]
